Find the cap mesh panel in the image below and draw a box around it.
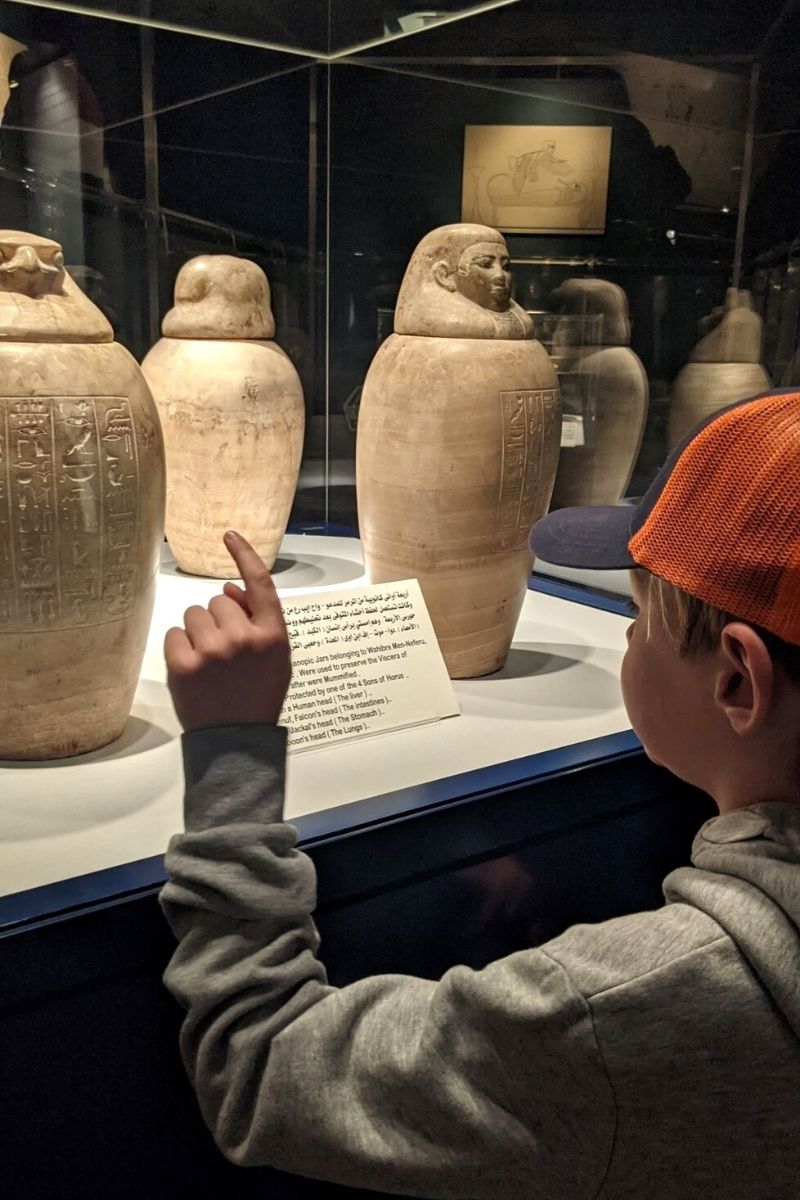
[629,391,800,645]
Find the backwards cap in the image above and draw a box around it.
[531,389,800,646]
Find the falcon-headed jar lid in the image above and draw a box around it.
[0,230,113,343]
[161,255,276,340]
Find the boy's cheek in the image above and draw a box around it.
[619,645,637,714]
[638,739,664,767]
[619,647,656,755]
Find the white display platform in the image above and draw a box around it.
[0,535,633,898]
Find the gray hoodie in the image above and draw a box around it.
[160,725,800,1199]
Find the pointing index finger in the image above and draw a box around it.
[223,530,284,628]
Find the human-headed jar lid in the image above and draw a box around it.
[393,223,533,340]
[161,255,276,340]
[0,230,113,343]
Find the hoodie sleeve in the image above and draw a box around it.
[160,725,616,1200]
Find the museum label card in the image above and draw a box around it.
[560,413,585,447]
[280,580,460,751]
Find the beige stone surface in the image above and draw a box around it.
[669,362,772,447]
[0,230,113,342]
[357,225,561,679]
[162,254,276,340]
[690,288,763,364]
[0,235,165,759]
[549,279,648,508]
[669,288,771,448]
[143,256,304,577]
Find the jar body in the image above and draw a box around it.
[0,341,165,758]
[357,333,561,678]
[143,337,304,576]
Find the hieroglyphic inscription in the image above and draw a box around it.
[496,388,560,549]
[0,397,139,631]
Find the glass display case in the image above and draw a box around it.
[0,0,796,531]
[0,0,797,903]
[5,1,522,59]
[0,0,796,948]
[0,5,796,1192]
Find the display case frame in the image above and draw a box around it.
[0,562,645,931]
[0,0,525,59]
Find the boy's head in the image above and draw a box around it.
[532,389,800,811]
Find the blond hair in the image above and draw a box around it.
[642,571,800,682]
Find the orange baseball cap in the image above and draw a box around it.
[531,389,800,646]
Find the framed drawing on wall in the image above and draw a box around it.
[462,125,613,235]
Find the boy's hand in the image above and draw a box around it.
[165,531,291,733]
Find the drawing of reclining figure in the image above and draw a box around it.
[511,141,575,190]
[487,140,589,219]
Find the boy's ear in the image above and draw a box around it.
[715,622,775,736]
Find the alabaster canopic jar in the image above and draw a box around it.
[142,255,304,577]
[549,278,649,508]
[669,288,771,447]
[0,230,165,759]
[356,223,561,678]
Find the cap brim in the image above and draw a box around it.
[531,505,637,570]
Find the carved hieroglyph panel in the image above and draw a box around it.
[496,388,560,549]
[0,396,140,631]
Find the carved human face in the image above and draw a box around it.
[0,236,65,297]
[455,241,512,312]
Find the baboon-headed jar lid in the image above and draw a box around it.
[161,255,276,340]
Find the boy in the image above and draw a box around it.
[160,389,800,1198]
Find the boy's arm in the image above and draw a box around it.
[160,532,615,1198]
[160,722,615,1200]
